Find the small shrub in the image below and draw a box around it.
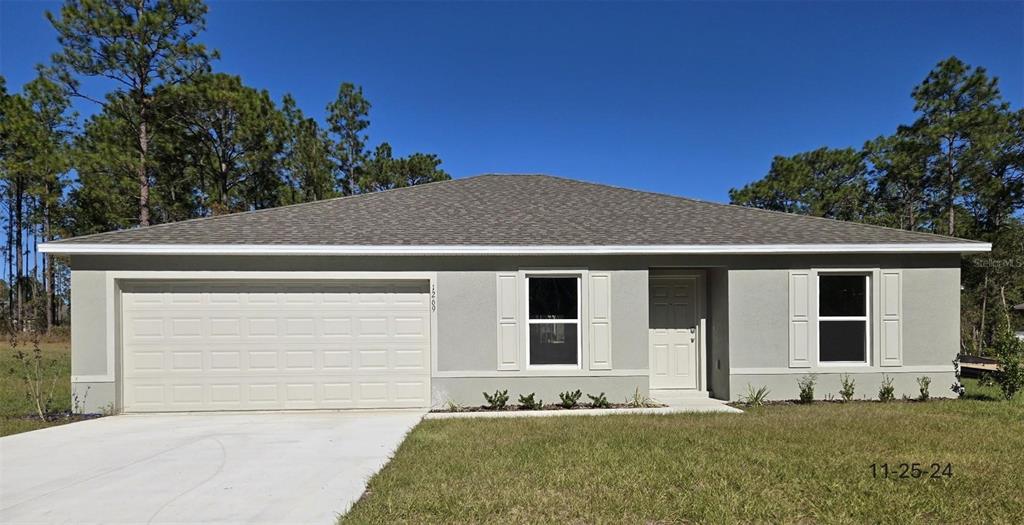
[739,384,770,407]
[72,385,92,415]
[839,374,856,402]
[559,389,582,409]
[797,375,816,404]
[7,329,64,420]
[587,392,611,408]
[878,375,895,402]
[482,389,509,410]
[992,321,1024,401]
[950,354,966,398]
[518,392,543,410]
[443,399,462,412]
[625,387,657,408]
[917,376,931,401]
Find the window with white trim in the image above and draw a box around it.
[526,276,581,367]
[818,274,870,364]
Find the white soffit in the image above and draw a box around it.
[39,242,992,256]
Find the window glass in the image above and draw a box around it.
[528,277,577,319]
[528,276,579,366]
[819,275,866,317]
[529,323,579,365]
[819,320,867,362]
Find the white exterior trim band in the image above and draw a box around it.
[730,365,954,375]
[41,242,990,255]
[432,369,649,378]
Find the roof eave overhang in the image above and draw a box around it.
[39,242,993,256]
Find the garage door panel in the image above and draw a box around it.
[122,280,431,412]
[124,376,430,410]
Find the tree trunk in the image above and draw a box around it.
[979,271,989,353]
[1000,286,1011,328]
[220,162,229,213]
[947,183,955,235]
[5,197,13,323]
[15,178,24,330]
[138,118,150,226]
[946,138,956,236]
[43,204,53,333]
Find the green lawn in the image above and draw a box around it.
[0,339,77,437]
[343,398,1024,524]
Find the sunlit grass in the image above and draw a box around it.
[343,399,1024,524]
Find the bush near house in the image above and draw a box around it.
[992,322,1024,401]
[917,376,931,401]
[517,393,543,410]
[0,338,84,437]
[586,392,610,408]
[482,390,509,410]
[838,374,856,402]
[878,375,896,402]
[558,389,582,409]
[797,375,816,403]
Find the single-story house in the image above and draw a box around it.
[41,175,990,413]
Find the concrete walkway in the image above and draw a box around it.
[0,410,424,524]
[649,389,743,413]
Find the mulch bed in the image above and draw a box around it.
[431,403,666,413]
[10,412,103,423]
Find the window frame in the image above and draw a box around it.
[524,273,583,370]
[816,272,871,366]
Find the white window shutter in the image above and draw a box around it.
[789,270,812,368]
[496,273,520,370]
[588,272,612,370]
[879,270,903,367]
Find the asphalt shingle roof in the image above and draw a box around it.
[51,174,982,247]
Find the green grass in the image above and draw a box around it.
[343,399,1024,524]
[0,339,75,437]
[961,377,1019,402]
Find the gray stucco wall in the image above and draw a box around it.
[610,270,649,370]
[70,270,109,377]
[435,269,649,373]
[67,255,656,412]
[432,376,647,407]
[437,272,497,371]
[67,252,962,410]
[707,268,730,400]
[724,262,961,401]
[903,268,960,366]
[727,269,787,369]
[70,270,117,413]
[730,371,955,402]
[72,381,116,414]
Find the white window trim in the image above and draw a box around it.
[524,272,583,370]
[816,272,871,366]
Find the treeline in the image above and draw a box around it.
[0,0,449,333]
[730,57,1024,355]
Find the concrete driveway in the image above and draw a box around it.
[0,410,424,524]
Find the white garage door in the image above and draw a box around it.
[121,280,431,412]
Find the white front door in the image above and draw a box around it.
[649,276,700,389]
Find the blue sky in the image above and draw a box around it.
[2,0,1021,203]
